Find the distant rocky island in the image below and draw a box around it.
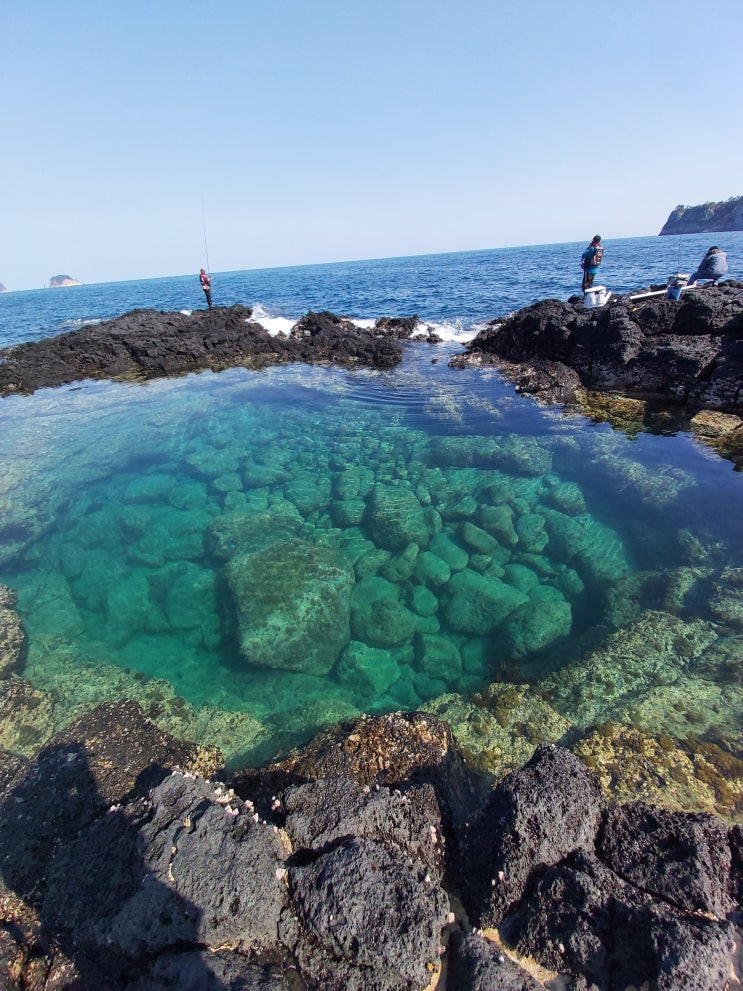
[0,283,7,293]
[659,195,743,235]
[48,274,83,288]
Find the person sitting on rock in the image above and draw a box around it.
[687,246,728,286]
[580,235,604,294]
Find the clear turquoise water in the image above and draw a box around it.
[2,341,743,765]
[2,235,743,771]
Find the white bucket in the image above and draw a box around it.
[584,286,611,308]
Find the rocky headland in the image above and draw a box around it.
[660,196,743,235]
[1,687,742,991]
[48,275,83,288]
[451,280,743,466]
[0,306,433,397]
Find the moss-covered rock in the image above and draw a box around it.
[443,569,528,635]
[414,633,463,683]
[498,584,572,659]
[336,641,402,696]
[350,576,417,648]
[227,539,353,674]
[363,484,430,550]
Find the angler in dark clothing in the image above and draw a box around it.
[687,246,728,286]
[199,268,213,308]
[580,235,603,293]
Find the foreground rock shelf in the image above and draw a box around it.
[1,701,741,990]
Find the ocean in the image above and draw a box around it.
[2,233,743,811]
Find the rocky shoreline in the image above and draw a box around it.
[451,280,743,465]
[3,293,743,987]
[0,307,431,397]
[1,696,741,990]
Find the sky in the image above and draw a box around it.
[2,0,741,290]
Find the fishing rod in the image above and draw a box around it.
[201,203,211,275]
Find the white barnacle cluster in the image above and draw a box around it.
[429,824,438,846]
[213,785,241,817]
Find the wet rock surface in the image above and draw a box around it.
[1,708,742,990]
[453,281,743,415]
[0,306,406,396]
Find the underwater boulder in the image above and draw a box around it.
[0,585,26,679]
[515,512,549,553]
[364,484,430,550]
[106,570,151,647]
[542,508,631,585]
[428,532,469,572]
[380,541,420,582]
[207,503,305,560]
[498,584,572,660]
[226,539,354,675]
[413,550,452,587]
[350,576,417,648]
[444,569,529,635]
[336,641,402,696]
[479,504,519,547]
[415,633,463,684]
[708,567,743,628]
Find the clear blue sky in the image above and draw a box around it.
[2,0,741,290]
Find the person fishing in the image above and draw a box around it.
[199,268,213,308]
[580,235,604,294]
[687,246,728,286]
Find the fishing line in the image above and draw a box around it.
[201,202,211,274]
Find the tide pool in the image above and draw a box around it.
[2,344,742,801]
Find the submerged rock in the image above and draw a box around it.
[227,538,354,674]
[0,585,26,678]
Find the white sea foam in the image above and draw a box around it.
[60,317,103,330]
[250,303,296,337]
[247,304,481,344]
[417,319,480,344]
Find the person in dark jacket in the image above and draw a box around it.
[687,246,728,286]
[580,235,604,293]
[199,268,213,308]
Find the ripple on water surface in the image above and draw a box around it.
[2,352,743,816]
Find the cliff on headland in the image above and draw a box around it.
[659,196,743,235]
[0,284,7,293]
[48,274,83,287]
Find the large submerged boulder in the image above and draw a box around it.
[226,538,354,674]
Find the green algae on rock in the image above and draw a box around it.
[227,539,354,674]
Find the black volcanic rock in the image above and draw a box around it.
[660,196,743,235]
[2,707,743,990]
[455,282,743,414]
[0,305,404,397]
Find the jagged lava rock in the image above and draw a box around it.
[455,283,743,415]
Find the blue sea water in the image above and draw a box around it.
[2,234,743,795]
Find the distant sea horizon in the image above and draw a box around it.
[1,231,741,352]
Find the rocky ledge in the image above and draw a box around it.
[0,307,431,397]
[1,699,741,991]
[451,281,743,463]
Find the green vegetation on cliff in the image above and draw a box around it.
[659,196,743,235]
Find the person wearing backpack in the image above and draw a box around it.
[580,235,604,293]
